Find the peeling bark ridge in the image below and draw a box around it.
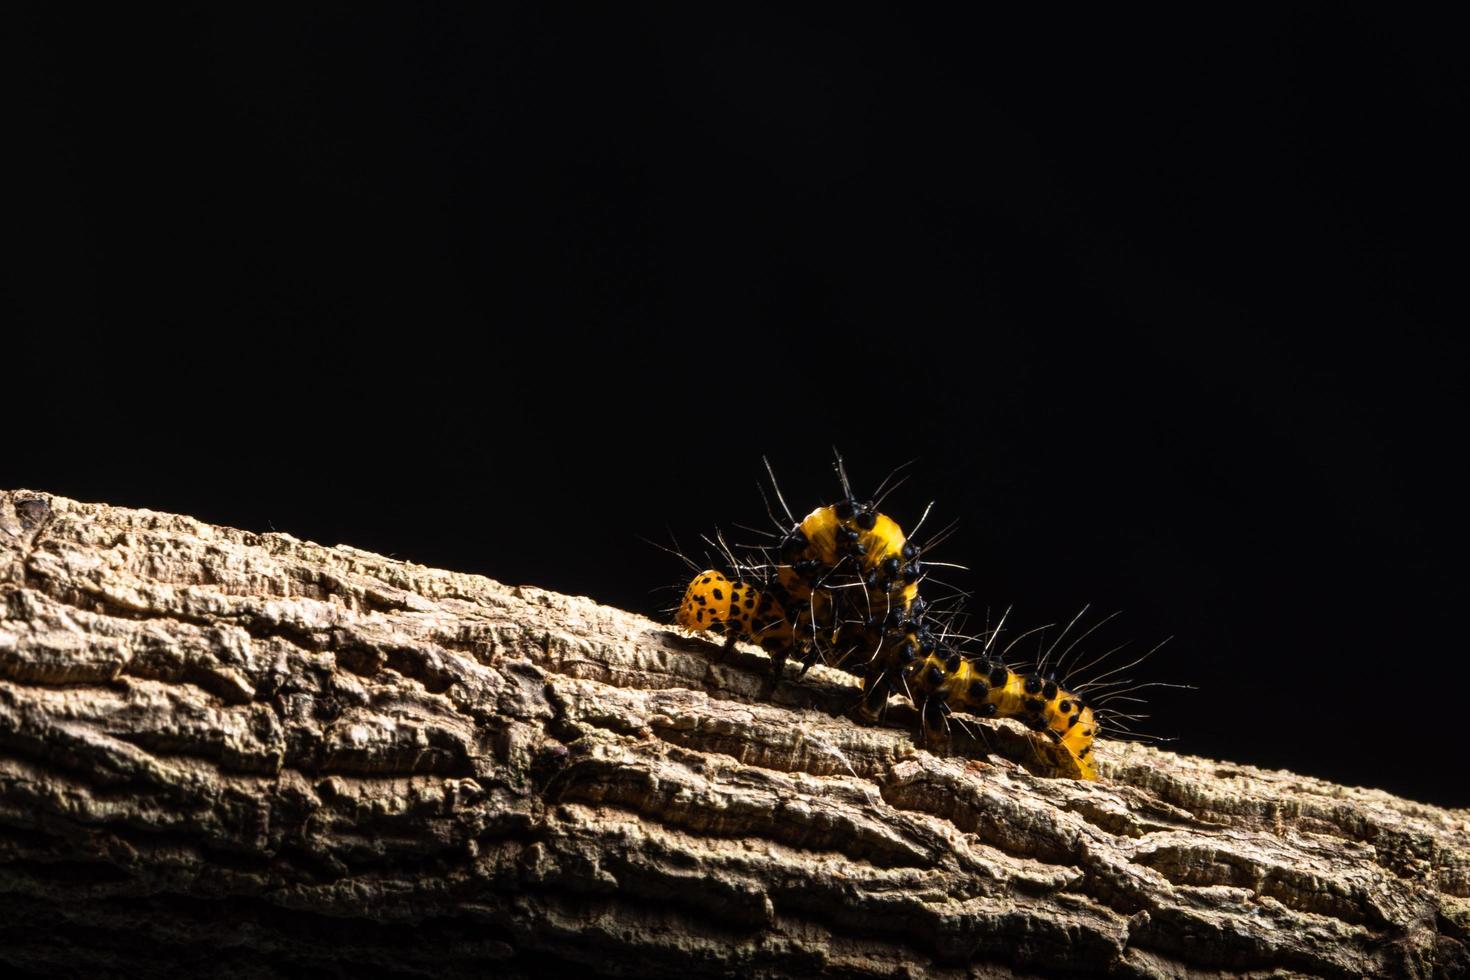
[0,490,1466,977]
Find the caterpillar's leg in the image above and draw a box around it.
[856,667,891,721]
[762,638,790,692]
[916,693,953,752]
[795,646,824,678]
[769,631,822,689]
[700,621,738,664]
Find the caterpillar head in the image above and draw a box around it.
[676,570,784,643]
[1054,701,1098,780]
[676,570,735,633]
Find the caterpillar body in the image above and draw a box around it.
[673,461,1102,780]
[900,645,1099,780]
[677,496,921,680]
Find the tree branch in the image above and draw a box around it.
[1,490,1466,977]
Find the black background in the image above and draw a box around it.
[12,7,1468,805]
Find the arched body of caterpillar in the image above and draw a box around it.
[775,500,921,613]
[677,496,923,681]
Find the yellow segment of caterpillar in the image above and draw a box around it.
[675,570,796,654]
[904,648,1099,781]
[777,503,920,617]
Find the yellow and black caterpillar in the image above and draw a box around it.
[673,459,1102,780]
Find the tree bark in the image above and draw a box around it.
[0,489,1465,978]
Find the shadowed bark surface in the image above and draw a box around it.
[1,489,1466,978]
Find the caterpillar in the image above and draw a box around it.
[893,621,1101,781]
[675,455,930,686]
[678,567,1100,779]
[675,489,921,682]
[672,456,1106,781]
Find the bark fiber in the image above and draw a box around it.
[1,490,1466,978]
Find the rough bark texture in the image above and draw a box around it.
[0,489,1466,978]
